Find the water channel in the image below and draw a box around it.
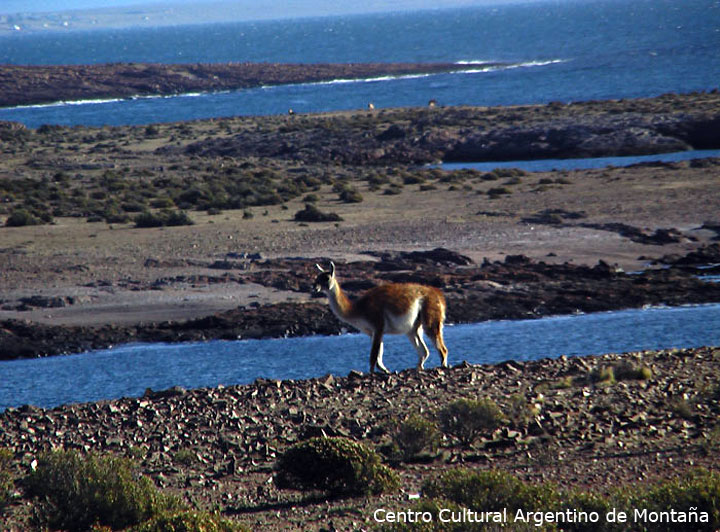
[2,303,719,411]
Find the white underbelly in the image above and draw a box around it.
[342,299,422,336]
[384,300,421,335]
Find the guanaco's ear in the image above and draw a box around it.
[316,263,326,273]
[329,261,335,277]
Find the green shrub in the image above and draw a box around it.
[5,208,41,227]
[561,490,615,532]
[590,366,616,385]
[0,448,13,514]
[423,469,559,514]
[613,361,652,381]
[383,184,403,195]
[133,510,249,532]
[403,174,425,185]
[134,211,166,228]
[391,468,720,532]
[628,469,720,531]
[274,437,399,497]
[393,415,441,461]
[25,449,181,531]
[438,398,505,447]
[164,210,194,227]
[488,168,528,179]
[338,187,363,203]
[134,210,194,228]
[302,193,319,203]
[293,204,343,223]
[506,393,539,428]
[487,186,512,197]
[149,197,175,209]
[122,201,146,213]
[173,449,197,467]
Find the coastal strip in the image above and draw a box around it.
[0,61,503,108]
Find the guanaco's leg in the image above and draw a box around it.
[408,324,430,370]
[370,329,389,374]
[427,322,449,368]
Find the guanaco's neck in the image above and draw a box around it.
[327,279,353,321]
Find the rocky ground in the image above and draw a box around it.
[1,346,719,530]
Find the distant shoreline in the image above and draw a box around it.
[0,61,503,108]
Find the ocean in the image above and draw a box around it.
[0,0,718,127]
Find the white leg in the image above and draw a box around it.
[376,340,390,373]
[409,326,430,370]
[371,330,390,374]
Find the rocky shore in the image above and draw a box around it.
[0,62,499,108]
[1,345,718,530]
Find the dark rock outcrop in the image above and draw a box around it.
[178,92,720,165]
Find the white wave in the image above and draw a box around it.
[5,90,216,111]
[287,59,568,87]
[508,59,568,68]
[257,72,438,91]
[312,72,436,85]
[261,62,542,90]
[457,58,567,70]
[454,59,498,65]
[9,97,125,110]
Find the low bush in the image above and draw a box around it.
[487,186,512,197]
[293,204,343,223]
[613,361,652,381]
[383,468,720,531]
[134,211,166,228]
[438,398,505,447]
[0,448,13,514]
[338,186,364,203]
[628,468,720,531]
[393,415,441,461]
[133,510,249,532]
[25,449,181,531]
[274,436,399,497]
[134,210,194,228]
[423,469,559,514]
[590,366,617,385]
[5,208,41,227]
[165,210,194,227]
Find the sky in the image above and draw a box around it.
[0,0,560,16]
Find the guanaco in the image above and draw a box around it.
[313,262,449,373]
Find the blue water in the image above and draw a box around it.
[439,149,720,172]
[0,0,718,127]
[1,303,719,411]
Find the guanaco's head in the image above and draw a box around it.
[313,261,336,294]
